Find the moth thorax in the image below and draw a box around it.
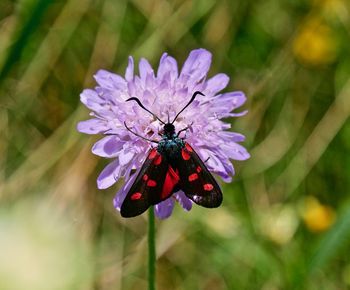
[165,140,182,157]
[158,137,184,159]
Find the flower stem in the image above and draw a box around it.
[148,207,156,290]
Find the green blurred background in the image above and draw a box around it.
[1,0,350,289]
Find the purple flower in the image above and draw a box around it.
[77,48,250,219]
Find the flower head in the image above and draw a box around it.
[77,48,249,219]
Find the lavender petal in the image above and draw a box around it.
[154,198,175,219]
[94,70,127,90]
[125,56,134,82]
[204,73,229,95]
[97,160,120,189]
[92,136,124,158]
[139,58,154,81]
[174,191,192,211]
[157,53,178,83]
[77,119,109,134]
[180,48,212,83]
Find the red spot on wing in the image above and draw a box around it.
[131,192,142,200]
[181,148,191,160]
[148,149,157,159]
[196,166,202,173]
[161,166,180,199]
[143,174,149,181]
[188,173,198,182]
[203,183,214,191]
[185,143,193,152]
[153,154,162,165]
[147,180,157,187]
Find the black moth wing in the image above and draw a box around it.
[120,148,176,217]
[173,142,223,207]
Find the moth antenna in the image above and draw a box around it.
[171,91,204,124]
[126,97,165,125]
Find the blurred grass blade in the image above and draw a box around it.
[0,0,53,81]
[269,78,350,197]
[308,201,350,274]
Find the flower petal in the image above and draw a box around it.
[119,148,135,166]
[92,136,124,157]
[216,171,232,183]
[174,191,192,211]
[94,70,127,90]
[205,91,247,117]
[97,160,120,189]
[77,119,109,134]
[198,148,227,176]
[220,91,247,110]
[226,110,248,117]
[139,58,154,81]
[155,198,175,219]
[125,56,134,82]
[80,89,105,111]
[180,48,212,82]
[204,73,229,95]
[218,131,246,143]
[221,143,251,161]
[222,159,235,177]
[157,53,178,83]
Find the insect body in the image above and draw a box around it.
[120,91,223,217]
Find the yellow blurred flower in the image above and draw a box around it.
[293,17,337,66]
[302,196,336,233]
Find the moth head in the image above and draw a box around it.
[163,123,175,136]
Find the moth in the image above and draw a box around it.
[120,91,222,217]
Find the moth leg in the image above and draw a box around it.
[124,122,159,144]
[176,122,194,137]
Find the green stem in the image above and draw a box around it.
[148,207,156,290]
